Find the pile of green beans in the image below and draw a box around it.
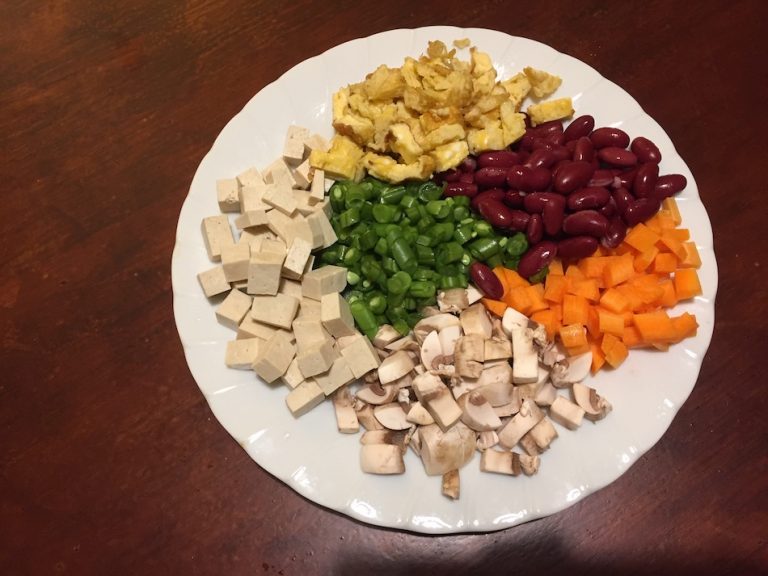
[317,177,530,339]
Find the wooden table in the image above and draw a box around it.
[2,1,765,574]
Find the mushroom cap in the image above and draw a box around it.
[551,351,593,388]
[377,350,416,384]
[360,443,405,475]
[356,382,399,405]
[419,422,477,476]
[572,382,613,421]
[458,390,503,431]
[373,403,412,430]
[413,314,461,344]
[420,330,443,370]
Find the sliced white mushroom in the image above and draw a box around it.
[465,285,483,305]
[441,469,460,500]
[534,380,559,407]
[354,402,384,431]
[407,426,421,456]
[360,429,408,453]
[550,350,593,388]
[413,314,461,344]
[360,443,405,475]
[455,334,485,378]
[377,350,415,384]
[572,383,613,421]
[419,422,477,476]
[497,399,545,449]
[519,453,540,476]
[549,395,585,430]
[528,323,549,350]
[493,390,522,417]
[501,307,530,336]
[372,324,401,349]
[450,378,478,400]
[421,305,442,317]
[438,324,462,356]
[373,403,411,430]
[437,288,469,313]
[518,434,541,456]
[405,401,435,426]
[527,416,558,451]
[476,362,515,407]
[457,390,503,431]
[420,330,443,370]
[510,326,538,384]
[515,382,541,403]
[356,382,399,405]
[384,335,419,352]
[459,303,493,338]
[476,430,499,451]
[484,337,513,361]
[412,372,463,431]
[480,449,521,476]
[332,387,359,434]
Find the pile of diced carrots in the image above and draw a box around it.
[481,198,703,373]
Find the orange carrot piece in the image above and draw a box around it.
[615,284,644,312]
[663,228,690,243]
[590,341,606,373]
[585,306,601,339]
[532,309,559,339]
[674,268,703,300]
[634,245,660,273]
[560,323,588,350]
[504,269,530,289]
[579,256,614,279]
[662,197,682,225]
[680,242,702,268]
[505,285,532,315]
[652,252,678,274]
[658,234,687,261]
[492,266,511,299]
[624,223,660,253]
[654,210,677,230]
[634,310,678,343]
[658,279,678,308]
[482,298,507,317]
[565,264,586,281]
[603,253,635,288]
[604,337,629,368]
[597,308,625,337]
[525,284,549,313]
[599,287,630,313]
[562,294,590,326]
[548,258,564,276]
[621,325,644,348]
[544,273,567,303]
[565,342,592,356]
[670,312,699,342]
[627,274,665,305]
[568,278,601,302]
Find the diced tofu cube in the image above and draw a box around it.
[285,379,325,417]
[292,318,331,351]
[266,208,294,244]
[237,167,264,187]
[282,238,312,280]
[250,293,300,329]
[220,243,250,283]
[321,293,356,338]
[304,212,326,249]
[216,178,241,213]
[306,210,336,248]
[201,215,235,262]
[314,356,355,396]
[225,338,262,369]
[301,265,347,301]
[215,289,252,330]
[240,182,270,212]
[263,180,297,215]
[293,189,316,216]
[296,339,337,377]
[234,209,268,230]
[303,133,329,155]
[292,158,313,188]
[238,314,293,341]
[279,278,303,299]
[247,251,285,295]
[286,214,313,247]
[261,238,287,254]
[296,297,321,320]
[339,334,380,378]
[310,168,326,201]
[252,331,296,383]
[314,197,333,219]
[264,158,296,188]
[283,137,305,166]
[197,265,231,298]
[237,226,275,250]
[281,357,305,389]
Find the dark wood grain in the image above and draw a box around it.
[1,0,766,574]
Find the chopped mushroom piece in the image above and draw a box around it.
[413,314,461,344]
[527,417,558,451]
[476,430,499,451]
[549,395,586,430]
[355,402,384,431]
[419,422,477,476]
[572,383,613,421]
[550,351,592,388]
[360,429,408,453]
[455,334,485,378]
[476,362,515,406]
[438,325,462,356]
[360,444,405,475]
[405,401,435,426]
[480,449,521,476]
[373,403,411,430]
[459,303,493,338]
[457,391,503,431]
[484,337,513,361]
[534,380,558,407]
[442,470,460,500]
[437,288,470,313]
[372,324,401,349]
[377,350,416,384]
[501,306,530,335]
[412,372,463,431]
[332,387,359,433]
[510,327,538,384]
[497,399,545,448]
[519,434,541,456]
[519,453,540,476]
[420,330,443,370]
[356,382,399,405]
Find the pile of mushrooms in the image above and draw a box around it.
[332,287,612,500]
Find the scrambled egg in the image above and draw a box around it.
[310,41,572,183]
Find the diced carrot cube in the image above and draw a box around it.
[599,288,630,313]
[565,342,591,356]
[627,274,665,305]
[579,256,615,279]
[492,266,511,299]
[504,269,530,289]
[604,338,629,368]
[565,264,586,281]
[624,223,661,253]
[658,234,687,261]
[674,268,703,300]
[634,245,660,273]
[526,284,549,313]
[568,278,601,302]
[670,312,699,342]
[662,197,682,225]
[652,252,678,274]
[548,258,564,276]
[621,310,634,326]
[544,273,567,303]
[634,311,678,343]
[590,341,606,373]
[562,294,590,326]
[560,323,588,350]
[481,298,507,317]
[532,309,559,340]
[597,308,625,336]
[505,286,532,315]
[603,253,635,288]
[680,242,702,268]
[658,279,678,308]
[621,325,644,348]
[585,306,601,339]
[616,284,644,311]
[664,228,690,242]
[600,332,620,355]
[654,211,677,230]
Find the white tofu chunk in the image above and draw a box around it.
[234,209,268,230]
[301,265,347,301]
[250,293,299,329]
[296,297,321,320]
[252,331,296,383]
[292,318,331,351]
[314,356,356,396]
[240,182,270,212]
[237,226,275,250]
[247,251,285,295]
[263,181,297,215]
[261,237,287,254]
[303,133,329,155]
[282,238,312,280]
[304,212,326,249]
[285,379,325,417]
[238,314,293,341]
[281,357,305,389]
[286,125,311,143]
[332,387,359,433]
[216,178,240,213]
[310,168,326,201]
[315,197,333,219]
[264,158,296,188]
[215,289,252,330]
[293,189,316,216]
[339,334,380,378]
[280,278,303,299]
[293,158,313,188]
[266,208,294,244]
[283,138,305,166]
[321,293,356,338]
[237,166,264,187]
[296,339,337,377]
[286,215,313,247]
[201,215,235,262]
[306,209,337,248]
[220,243,250,283]
[197,265,231,298]
[225,338,262,369]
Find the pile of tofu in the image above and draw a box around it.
[196,126,382,417]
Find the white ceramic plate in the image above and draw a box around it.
[172,27,717,533]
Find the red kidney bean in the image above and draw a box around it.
[558,235,599,259]
[615,167,637,191]
[458,171,475,184]
[553,161,594,194]
[572,136,594,163]
[469,262,504,299]
[562,210,609,237]
[565,139,577,154]
[537,119,565,142]
[477,150,521,168]
[439,169,460,182]
[474,166,509,188]
[623,198,661,226]
[523,191,564,213]
[633,163,659,198]
[590,127,630,149]
[516,150,530,164]
[612,187,634,214]
[542,200,565,236]
[478,199,530,231]
[519,129,537,151]
[563,115,595,142]
[524,148,557,169]
[599,197,618,218]
[631,136,662,164]
[602,216,627,249]
[526,213,544,244]
[443,182,478,197]
[518,241,558,278]
[507,165,551,191]
[459,157,477,172]
[470,188,505,210]
[567,186,611,211]
[598,147,638,167]
[652,174,687,199]
[504,190,526,208]
[588,169,615,187]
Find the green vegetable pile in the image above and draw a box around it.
[317,176,531,339]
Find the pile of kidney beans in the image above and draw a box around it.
[437,115,687,278]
